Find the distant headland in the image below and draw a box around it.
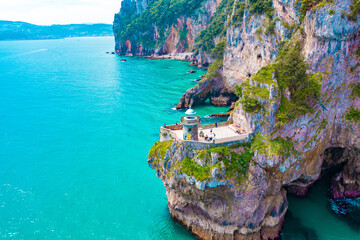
[0,20,113,41]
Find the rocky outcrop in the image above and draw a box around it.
[331,148,360,199]
[175,69,238,108]
[149,142,288,240]
[149,0,360,239]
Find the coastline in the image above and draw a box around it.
[121,53,209,69]
[0,35,114,42]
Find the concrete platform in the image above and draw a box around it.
[173,124,249,144]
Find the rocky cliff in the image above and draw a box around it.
[113,0,219,59]
[146,0,360,239]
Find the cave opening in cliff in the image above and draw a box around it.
[285,147,346,197]
[321,147,346,173]
[284,146,360,231]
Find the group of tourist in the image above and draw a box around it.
[235,124,245,134]
[199,129,216,142]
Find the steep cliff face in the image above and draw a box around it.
[113,0,220,61]
[223,0,297,85]
[148,0,360,239]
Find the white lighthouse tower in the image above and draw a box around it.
[181,107,200,141]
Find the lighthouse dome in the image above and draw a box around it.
[185,107,196,115]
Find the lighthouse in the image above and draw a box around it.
[181,107,200,141]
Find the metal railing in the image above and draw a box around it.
[199,121,230,130]
[164,124,183,130]
[181,116,201,125]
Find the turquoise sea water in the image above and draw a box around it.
[283,173,360,240]
[0,37,358,239]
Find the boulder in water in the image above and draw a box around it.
[329,197,360,229]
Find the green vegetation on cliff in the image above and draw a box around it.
[115,0,206,49]
[175,144,252,184]
[242,81,270,100]
[276,42,322,123]
[351,83,360,98]
[177,157,213,181]
[232,2,246,23]
[149,141,173,163]
[235,41,321,120]
[240,96,264,113]
[251,134,299,160]
[196,0,274,53]
[349,0,360,21]
[233,0,274,27]
[202,57,223,82]
[201,39,226,82]
[196,0,277,86]
[196,0,235,53]
[249,0,274,18]
[345,106,360,122]
[235,64,276,114]
[252,64,277,85]
[211,39,226,59]
[265,17,280,35]
[298,0,334,21]
[218,147,253,183]
[115,0,279,56]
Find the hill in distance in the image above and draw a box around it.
[0,21,113,40]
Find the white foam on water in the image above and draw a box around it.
[0,48,48,60]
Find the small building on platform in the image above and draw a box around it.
[181,108,200,141]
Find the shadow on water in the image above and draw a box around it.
[280,166,360,239]
[279,211,319,240]
[146,207,194,240]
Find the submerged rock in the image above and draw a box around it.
[329,197,360,229]
[175,71,239,109]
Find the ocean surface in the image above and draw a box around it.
[0,37,358,239]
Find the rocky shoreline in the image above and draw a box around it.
[170,209,285,240]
